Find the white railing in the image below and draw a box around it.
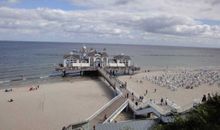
[103,99,129,123]
[87,93,123,121]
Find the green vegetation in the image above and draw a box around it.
[153,94,220,130]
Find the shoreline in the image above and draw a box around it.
[0,76,95,90]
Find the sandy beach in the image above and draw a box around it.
[119,70,220,107]
[0,79,113,130]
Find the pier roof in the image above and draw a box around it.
[87,51,108,57]
[113,55,131,60]
[63,54,80,59]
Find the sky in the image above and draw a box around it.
[0,0,220,47]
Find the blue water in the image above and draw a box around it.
[0,41,220,87]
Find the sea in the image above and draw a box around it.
[0,41,220,88]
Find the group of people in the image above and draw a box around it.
[4,85,40,103]
[202,93,212,102]
[4,88,13,92]
[29,85,39,91]
[160,98,168,106]
[145,69,220,90]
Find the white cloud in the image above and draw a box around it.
[69,0,220,20]
[0,0,220,47]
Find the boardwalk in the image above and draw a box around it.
[97,68,174,119]
[89,96,127,127]
[87,68,143,127]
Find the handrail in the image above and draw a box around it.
[103,99,129,123]
[87,93,122,121]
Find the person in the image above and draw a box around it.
[202,95,207,102]
[139,96,142,101]
[165,100,168,105]
[165,97,168,105]
[126,93,129,98]
[93,125,96,130]
[8,99,14,102]
[132,98,134,102]
[5,88,12,92]
[154,89,157,93]
[104,114,107,120]
[160,98,164,105]
[29,87,33,91]
[146,90,148,95]
[207,93,211,100]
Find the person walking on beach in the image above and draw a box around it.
[93,125,96,130]
[104,114,107,120]
[160,98,164,105]
[202,95,207,102]
[207,93,211,100]
[165,97,168,105]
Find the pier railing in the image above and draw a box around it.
[87,92,123,121]
[103,99,129,123]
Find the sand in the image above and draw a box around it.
[0,79,113,130]
[118,71,220,107]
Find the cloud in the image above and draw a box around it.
[0,0,20,6]
[132,15,220,38]
[0,7,219,36]
[69,0,220,21]
[0,0,220,47]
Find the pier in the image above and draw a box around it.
[57,46,196,130]
[64,68,196,130]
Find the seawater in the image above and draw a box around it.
[1,41,220,88]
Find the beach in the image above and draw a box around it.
[118,69,220,107]
[0,79,114,130]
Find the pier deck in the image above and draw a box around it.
[89,96,127,127]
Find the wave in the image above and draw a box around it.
[0,75,52,85]
[11,78,23,82]
[0,80,11,84]
[40,76,49,79]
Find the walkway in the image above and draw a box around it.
[97,68,174,119]
[89,96,127,127]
